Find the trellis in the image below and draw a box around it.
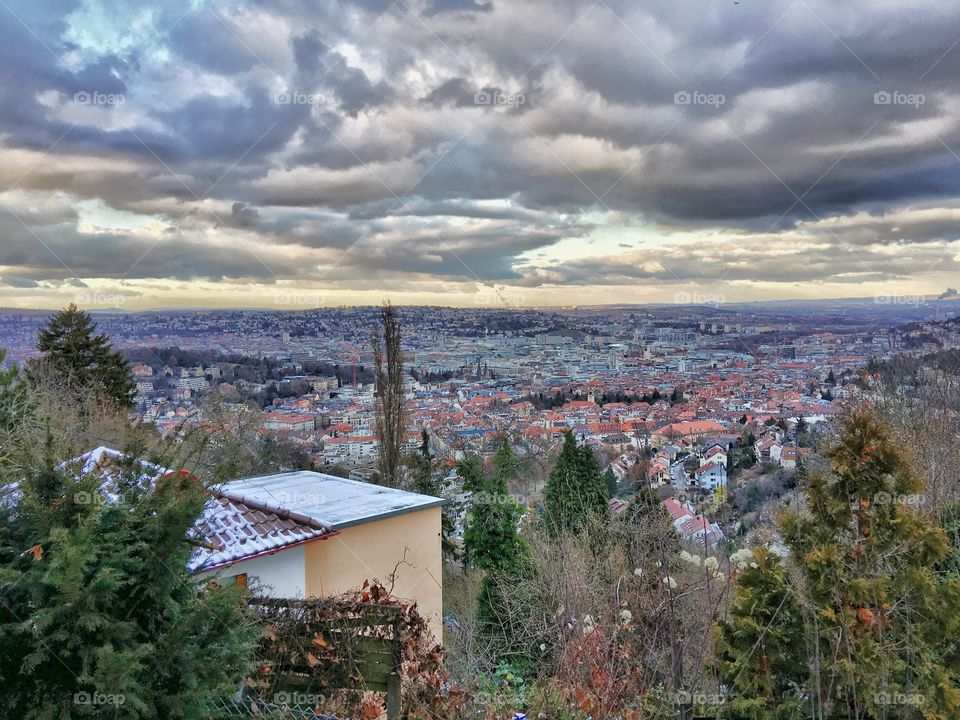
[243,595,405,719]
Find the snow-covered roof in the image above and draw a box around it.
[59,448,340,571]
[218,471,446,531]
[189,495,335,571]
[26,449,444,572]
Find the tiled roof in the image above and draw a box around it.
[189,495,335,571]
[65,447,339,571]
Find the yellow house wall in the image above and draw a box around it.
[304,507,443,641]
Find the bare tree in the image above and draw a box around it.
[372,301,406,487]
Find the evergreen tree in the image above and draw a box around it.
[543,431,609,535]
[717,408,960,718]
[714,547,807,719]
[794,416,808,436]
[0,348,32,456]
[31,305,135,408]
[460,442,532,665]
[0,446,258,718]
[603,467,618,498]
[460,442,525,574]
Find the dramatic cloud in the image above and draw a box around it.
[1,0,959,307]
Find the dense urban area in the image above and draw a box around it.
[4,300,960,546]
[3,297,960,719]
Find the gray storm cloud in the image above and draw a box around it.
[1,0,959,297]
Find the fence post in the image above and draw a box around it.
[386,671,401,720]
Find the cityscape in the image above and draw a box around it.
[2,0,960,718]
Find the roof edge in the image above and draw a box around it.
[329,498,447,531]
[216,491,335,533]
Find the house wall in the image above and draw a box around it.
[303,507,443,641]
[208,544,307,597]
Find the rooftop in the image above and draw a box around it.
[218,471,446,530]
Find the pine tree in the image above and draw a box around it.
[30,304,135,408]
[717,407,960,718]
[603,467,618,497]
[713,548,807,719]
[461,441,525,574]
[0,445,258,719]
[0,348,32,456]
[543,431,609,535]
[460,442,535,668]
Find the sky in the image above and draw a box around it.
[1,0,959,310]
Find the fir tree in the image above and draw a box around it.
[717,407,960,718]
[714,547,807,719]
[603,467,618,498]
[543,431,609,535]
[460,441,525,574]
[30,304,135,408]
[0,348,32,456]
[0,446,258,719]
[460,442,531,665]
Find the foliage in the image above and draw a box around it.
[0,348,33,458]
[30,304,136,409]
[717,407,960,718]
[603,467,618,497]
[458,442,535,670]
[543,431,610,535]
[460,442,526,575]
[713,548,806,718]
[0,442,259,719]
[245,582,468,720]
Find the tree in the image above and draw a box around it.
[371,302,406,487]
[718,407,960,718]
[0,441,258,718]
[714,548,807,719]
[459,442,531,665]
[461,442,525,574]
[543,431,609,535]
[794,416,808,436]
[30,304,135,408]
[0,349,32,457]
[602,467,618,498]
[405,429,460,562]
